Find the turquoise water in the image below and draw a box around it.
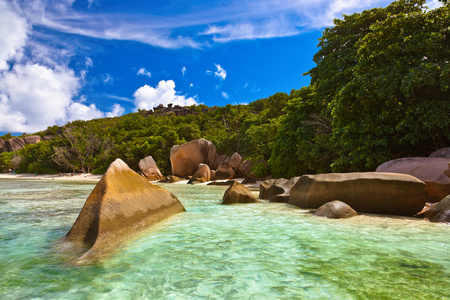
[0,179,449,299]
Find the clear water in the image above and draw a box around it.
[0,179,449,299]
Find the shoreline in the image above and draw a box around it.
[0,172,103,182]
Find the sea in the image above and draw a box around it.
[0,179,449,299]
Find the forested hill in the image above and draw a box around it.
[1,0,448,177]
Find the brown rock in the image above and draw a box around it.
[429,147,450,158]
[207,180,235,186]
[314,200,358,219]
[259,179,277,199]
[3,137,25,152]
[138,156,164,180]
[289,172,428,216]
[211,154,227,170]
[165,175,183,183]
[241,177,257,184]
[224,152,242,171]
[42,135,55,141]
[222,181,260,204]
[65,159,185,261]
[0,138,3,153]
[268,177,301,203]
[188,163,211,183]
[23,135,41,144]
[425,181,450,203]
[376,157,450,184]
[419,195,450,223]
[214,161,235,180]
[236,159,257,178]
[170,139,218,177]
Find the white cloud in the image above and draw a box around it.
[221,92,229,99]
[214,64,227,80]
[67,102,103,121]
[85,57,93,68]
[182,66,187,76]
[106,103,125,118]
[133,80,199,110]
[102,73,113,84]
[0,0,29,70]
[137,68,151,77]
[426,0,444,10]
[189,83,194,87]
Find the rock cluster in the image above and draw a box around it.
[169,139,259,183]
[1,135,42,153]
[65,159,185,261]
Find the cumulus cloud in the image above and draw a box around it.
[133,80,199,110]
[137,67,151,77]
[106,103,125,118]
[221,92,229,99]
[214,64,227,80]
[0,0,29,70]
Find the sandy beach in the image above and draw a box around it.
[0,172,103,182]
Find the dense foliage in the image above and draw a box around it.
[0,0,448,177]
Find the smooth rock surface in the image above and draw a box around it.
[222,181,260,204]
[138,156,164,180]
[65,158,185,259]
[215,161,235,180]
[376,157,450,184]
[211,155,227,170]
[259,179,277,199]
[420,195,450,223]
[3,137,25,152]
[429,147,450,158]
[236,159,257,178]
[188,163,211,183]
[24,135,41,144]
[224,152,242,171]
[314,201,358,219]
[289,172,428,216]
[269,177,301,203]
[425,181,450,203]
[170,139,218,177]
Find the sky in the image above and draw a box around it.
[0,0,444,135]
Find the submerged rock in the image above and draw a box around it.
[419,195,450,223]
[138,156,164,180]
[222,181,260,204]
[170,139,218,177]
[289,172,428,216]
[65,158,185,260]
[376,157,450,184]
[314,201,358,219]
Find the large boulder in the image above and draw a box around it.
[236,159,257,178]
[269,177,301,203]
[188,163,211,183]
[170,139,218,177]
[424,181,450,203]
[23,135,41,144]
[211,154,227,170]
[376,157,450,184]
[429,147,450,158]
[224,152,242,171]
[314,201,358,219]
[289,172,428,216]
[419,195,450,223]
[65,158,185,260]
[138,156,164,180]
[259,179,277,199]
[214,161,235,180]
[3,137,25,152]
[222,181,260,204]
[0,138,3,153]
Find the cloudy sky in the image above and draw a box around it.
[0,0,443,134]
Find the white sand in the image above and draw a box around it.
[0,172,103,182]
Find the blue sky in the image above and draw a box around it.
[0,0,443,135]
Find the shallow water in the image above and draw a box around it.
[0,179,449,299]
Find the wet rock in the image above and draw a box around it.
[289,172,428,216]
[65,159,185,260]
[314,201,358,219]
[419,195,450,223]
[376,157,450,184]
[222,181,260,204]
[138,156,164,181]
